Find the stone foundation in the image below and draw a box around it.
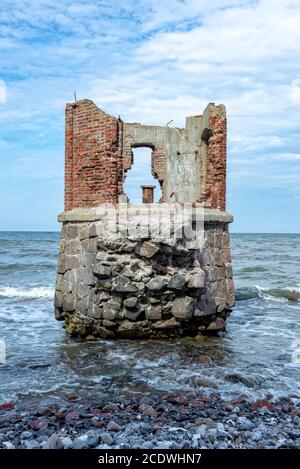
[55,207,234,339]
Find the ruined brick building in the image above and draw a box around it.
[55,99,234,339]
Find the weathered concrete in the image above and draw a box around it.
[58,207,233,224]
[64,99,227,211]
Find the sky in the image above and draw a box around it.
[0,0,300,232]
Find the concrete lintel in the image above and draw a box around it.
[58,206,233,224]
[202,209,233,223]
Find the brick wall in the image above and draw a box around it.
[197,105,227,210]
[65,99,122,210]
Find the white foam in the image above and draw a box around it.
[255,285,282,302]
[0,286,54,299]
[287,284,300,293]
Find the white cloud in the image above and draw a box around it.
[0,80,6,103]
[291,79,300,104]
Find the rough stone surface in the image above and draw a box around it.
[172,296,195,320]
[93,264,111,279]
[138,241,159,259]
[168,274,186,290]
[55,216,234,338]
[124,297,138,309]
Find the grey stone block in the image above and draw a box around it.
[172,296,195,320]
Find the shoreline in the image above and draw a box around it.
[1,392,299,449]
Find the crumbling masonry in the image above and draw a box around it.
[55,99,234,339]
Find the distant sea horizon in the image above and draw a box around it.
[1,230,300,233]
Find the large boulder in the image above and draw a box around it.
[168,274,186,290]
[145,304,162,320]
[137,241,159,258]
[207,317,226,331]
[124,297,138,309]
[157,318,180,329]
[112,276,138,293]
[93,264,111,279]
[116,320,149,338]
[146,276,167,292]
[187,271,205,289]
[171,296,195,320]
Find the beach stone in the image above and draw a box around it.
[197,354,212,364]
[23,439,39,449]
[101,432,114,445]
[251,431,263,441]
[172,296,194,319]
[189,376,219,389]
[141,441,154,449]
[65,410,79,422]
[138,403,158,417]
[62,436,73,449]
[73,435,89,449]
[215,442,228,449]
[2,441,15,449]
[156,440,173,449]
[86,432,101,447]
[107,421,122,432]
[48,433,63,449]
[236,417,255,431]
[0,402,14,411]
[20,431,33,439]
[207,317,226,331]
[40,441,49,449]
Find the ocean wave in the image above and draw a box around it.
[235,287,259,301]
[0,286,55,300]
[238,266,268,273]
[235,284,300,302]
[0,263,56,271]
[236,285,300,302]
[256,285,300,302]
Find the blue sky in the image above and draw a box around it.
[0,0,300,232]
